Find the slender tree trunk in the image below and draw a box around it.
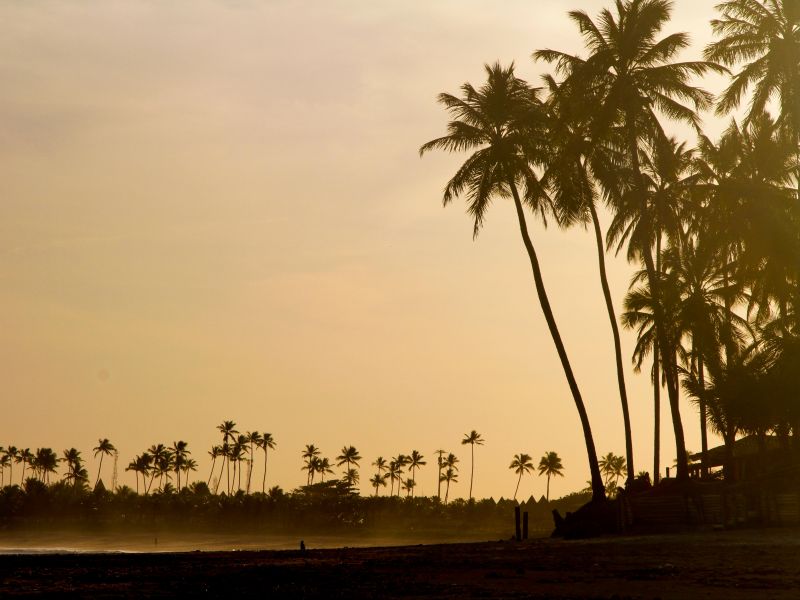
[509,182,606,501]
[624,124,688,480]
[698,353,708,477]
[207,457,216,487]
[514,472,522,501]
[653,346,661,484]
[445,479,450,504]
[547,474,551,502]
[95,455,104,488]
[262,448,268,494]
[588,202,634,484]
[437,460,442,500]
[469,444,474,501]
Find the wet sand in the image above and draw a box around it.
[3,529,800,598]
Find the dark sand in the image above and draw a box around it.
[3,529,800,598]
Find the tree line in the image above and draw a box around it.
[421,0,800,499]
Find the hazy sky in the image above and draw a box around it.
[1,0,729,500]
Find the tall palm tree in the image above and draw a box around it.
[62,448,88,487]
[5,447,18,486]
[342,467,360,489]
[372,456,388,478]
[440,467,458,505]
[260,433,276,493]
[538,451,565,502]
[335,446,362,476]
[387,459,402,496]
[301,444,321,485]
[217,421,238,494]
[92,438,116,489]
[705,0,800,138]
[421,62,606,500]
[537,0,723,480]
[401,478,416,497]
[18,448,33,484]
[316,457,334,483]
[207,445,221,488]
[539,74,636,484]
[0,453,8,487]
[370,472,388,496]
[407,450,426,496]
[433,449,446,500]
[171,441,190,490]
[598,452,626,488]
[509,453,534,501]
[461,430,484,501]
[245,431,263,494]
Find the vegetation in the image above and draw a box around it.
[422,0,800,494]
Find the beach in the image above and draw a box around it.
[3,529,800,598]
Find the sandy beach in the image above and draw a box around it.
[3,529,800,598]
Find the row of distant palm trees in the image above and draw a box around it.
[0,441,114,488]
[422,0,800,498]
[1,427,568,503]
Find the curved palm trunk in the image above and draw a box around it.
[589,202,634,484]
[445,479,451,504]
[509,182,606,501]
[547,473,551,502]
[624,125,688,480]
[207,456,217,487]
[514,472,522,501]
[437,462,442,500]
[698,353,708,477]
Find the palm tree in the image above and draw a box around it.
[440,467,458,505]
[421,62,606,500]
[401,478,416,497]
[433,449,446,500]
[336,446,362,475]
[705,0,800,138]
[182,457,198,487]
[245,431,262,494]
[259,433,276,493]
[18,448,33,484]
[598,452,626,488]
[509,453,534,501]
[62,448,88,487]
[316,457,334,483]
[0,453,8,487]
[171,441,190,490]
[537,0,722,480]
[217,421,238,494]
[387,459,402,496]
[370,472,388,496]
[301,444,321,485]
[92,438,116,489]
[5,447,17,486]
[342,467,360,489]
[538,451,565,502]
[460,430,484,501]
[207,445,221,488]
[539,74,636,484]
[372,456,387,478]
[407,450,426,496]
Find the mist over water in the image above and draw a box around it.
[0,529,529,555]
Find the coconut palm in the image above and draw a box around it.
[92,438,116,489]
[316,457,334,483]
[387,459,402,496]
[598,452,626,488]
[182,457,198,486]
[509,453,534,501]
[440,467,458,505]
[537,0,723,480]
[461,430,484,501]
[0,453,8,487]
[171,441,190,490]
[259,433,276,493]
[401,478,416,497]
[370,472,388,496]
[705,0,800,138]
[216,421,238,494]
[336,446,362,475]
[538,451,565,502]
[62,448,88,487]
[207,445,221,488]
[245,431,263,494]
[17,448,33,484]
[407,450,426,496]
[301,444,321,485]
[5,447,17,486]
[539,74,636,484]
[421,62,606,500]
[372,456,387,478]
[433,449,446,500]
[342,467,360,489]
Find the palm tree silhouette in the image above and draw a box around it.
[171,441,190,490]
[538,451,565,502]
[705,0,800,138]
[461,430,484,501]
[421,62,606,500]
[245,431,262,494]
[433,449,446,500]
[92,438,116,489]
[336,446,362,476]
[538,0,722,481]
[217,421,238,494]
[407,450,426,497]
[598,452,626,488]
[370,472,388,497]
[259,433,276,493]
[387,459,402,496]
[509,453,534,501]
[301,444,321,485]
[5,447,17,486]
[207,445,221,488]
[440,467,458,505]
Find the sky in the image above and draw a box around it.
[0,0,732,500]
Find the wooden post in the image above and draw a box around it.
[522,511,529,540]
[514,506,521,541]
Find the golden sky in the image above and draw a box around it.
[1,0,727,499]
